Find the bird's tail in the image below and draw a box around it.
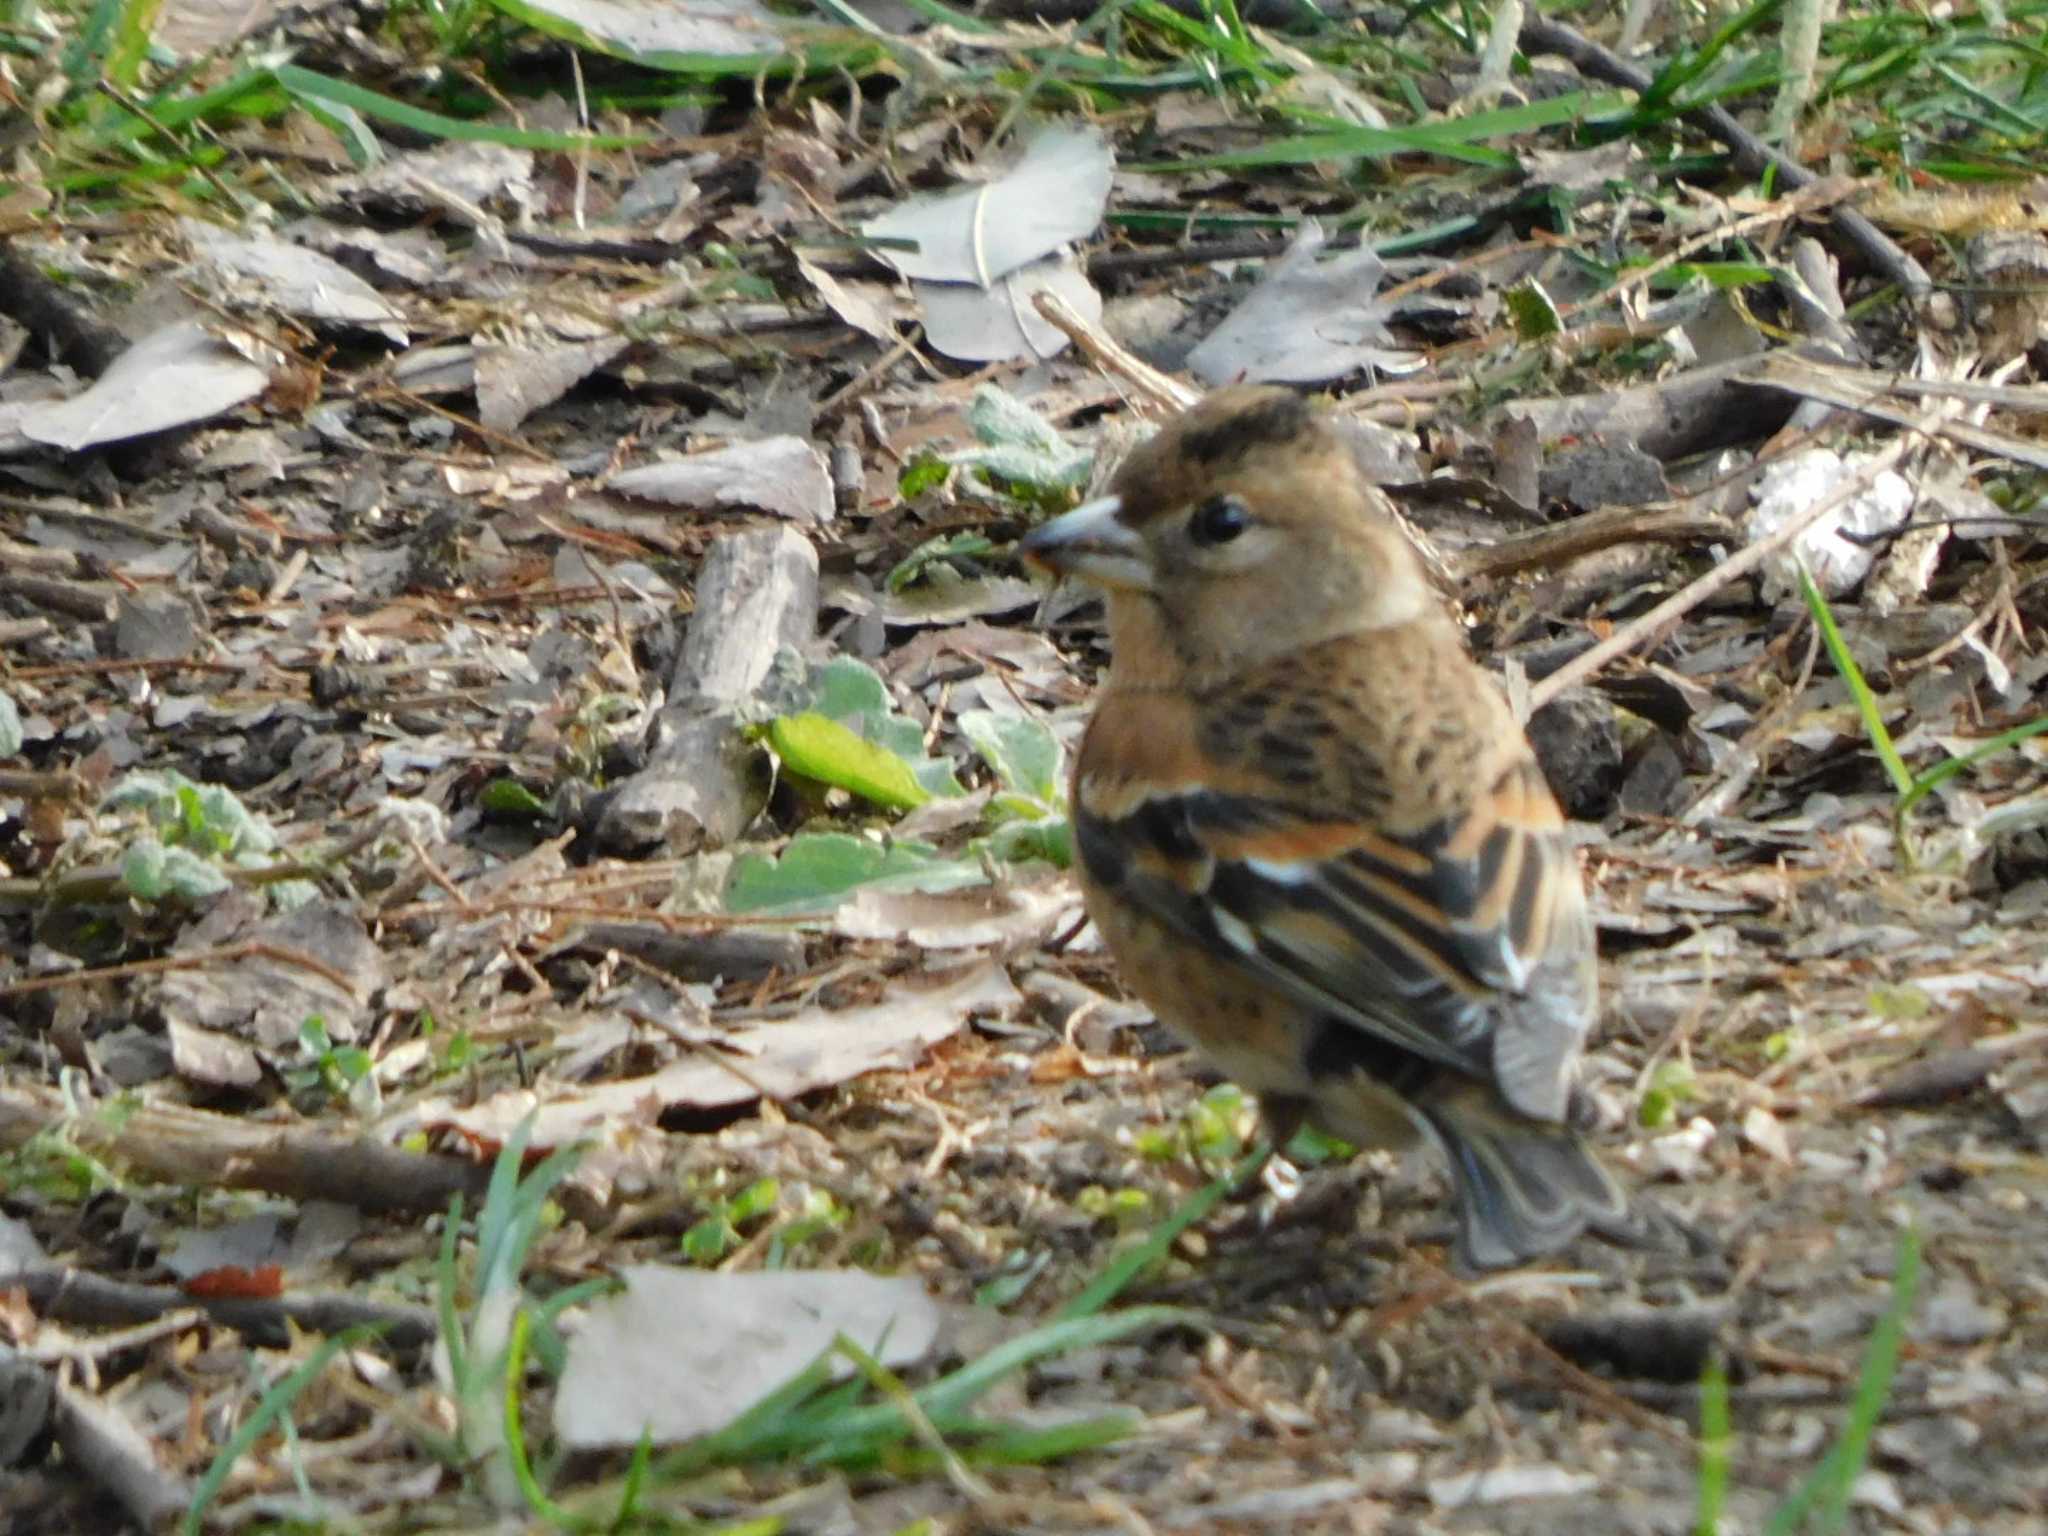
[1417,1086,1638,1274]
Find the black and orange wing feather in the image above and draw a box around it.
[1076,726,1592,1123]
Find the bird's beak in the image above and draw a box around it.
[1017,495,1153,592]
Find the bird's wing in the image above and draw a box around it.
[1075,751,1590,1121]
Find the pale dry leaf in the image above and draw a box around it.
[862,125,1112,286]
[17,321,272,451]
[395,963,1021,1192]
[474,335,630,432]
[182,218,409,344]
[511,0,786,60]
[1188,221,1420,387]
[797,256,910,342]
[608,437,834,524]
[915,250,1101,363]
[556,1267,943,1447]
[834,880,1079,950]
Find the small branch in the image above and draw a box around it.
[1031,290,1198,414]
[1519,16,1932,300]
[1527,398,1961,710]
[0,768,89,801]
[3,1265,438,1353]
[0,939,356,1000]
[0,243,129,377]
[51,1377,191,1533]
[1451,503,1737,583]
[0,1079,493,1216]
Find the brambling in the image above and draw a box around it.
[1020,386,1639,1273]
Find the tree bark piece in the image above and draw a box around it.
[596,525,819,854]
[1,1266,438,1353]
[0,1080,492,1216]
[1491,353,1798,465]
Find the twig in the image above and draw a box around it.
[4,1266,437,1353]
[6,656,247,682]
[97,81,249,212]
[1450,503,1737,583]
[1527,398,1961,711]
[1519,16,1932,300]
[0,940,363,1002]
[1031,290,1196,414]
[816,326,930,416]
[0,243,128,376]
[51,1377,191,1532]
[0,1079,492,1216]
[0,768,89,801]
[1432,184,1862,374]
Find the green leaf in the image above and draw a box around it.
[183,1324,388,1536]
[79,65,285,148]
[1657,261,1779,290]
[910,758,966,799]
[897,455,952,498]
[0,691,21,757]
[1128,91,1636,174]
[1762,1228,1917,1535]
[104,0,162,89]
[104,771,180,812]
[807,654,894,726]
[1697,1352,1730,1535]
[887,531,995,594]
[480,778,550,819]
[293,94,382,168]
[959,710,1063,804]
[768,713,930,810]
[725,833,987,915]
[121,838,168,901]
[1799,564,1912,798]
[978,815,1072,869]
[161,847,233,900]
[774,656,964,799]
[951,385,1093,493]
[1897,713,2048,820]
[195,782,275,855]
[1639,1060,1694,1127]
[120,839,233,902]
[1504,278,1562,341]
[60,0,124,87]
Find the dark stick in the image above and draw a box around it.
[1518,16,1932,299]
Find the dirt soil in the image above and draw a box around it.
[4,52,2048,1535]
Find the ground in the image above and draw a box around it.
[4,3,2048,1530]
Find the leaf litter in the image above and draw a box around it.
[2,2,2048,1532]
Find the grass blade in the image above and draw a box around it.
[1060,1144,1267,1319]
[1896,714,2048,820]
[1798,564,1912,798]
[1696,1353,1731,1536]
[275,65,644,150]
[1761,1227,1919,1536]
[182,1324,386,1536]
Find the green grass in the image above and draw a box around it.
[1767,1228,1919,1534]
[183,1323,389,1536]
[22,0,2048,249]
[172,1117,1197,1530]
[1799,565,2048,869]
[1695,1228,1918,1536]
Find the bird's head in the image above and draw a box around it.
[1020,387,1434,686]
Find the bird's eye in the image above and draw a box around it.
[1189,495,1251,546]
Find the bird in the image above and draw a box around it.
[1018,384,1640,1273]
